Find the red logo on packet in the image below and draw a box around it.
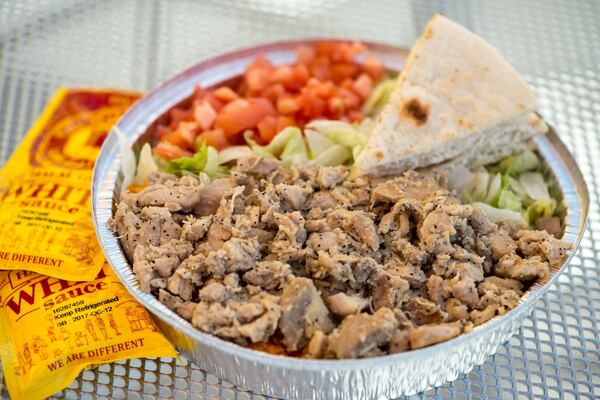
[28,92,138,169]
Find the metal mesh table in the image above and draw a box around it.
[1,0,599,398]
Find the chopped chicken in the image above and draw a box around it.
[326,293,370,317]
[111,162,570,359]
[327,308,397,359]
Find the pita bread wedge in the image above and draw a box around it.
[355,14,548,176]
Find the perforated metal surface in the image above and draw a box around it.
[0,0,598,399]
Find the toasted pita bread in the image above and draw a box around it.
[355,14,548,176]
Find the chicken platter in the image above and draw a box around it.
[107,15,573,361]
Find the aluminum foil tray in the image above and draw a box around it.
[90,40,588,398]
[1,1,599,399]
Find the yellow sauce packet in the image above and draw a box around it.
[0,88,139,281]
[0,88,178,399]
[0,263,177,400]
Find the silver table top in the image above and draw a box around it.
[1,0,599,399]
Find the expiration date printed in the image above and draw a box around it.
[71,307,113,322]
[54,306,114,327]
[21,221,63,231]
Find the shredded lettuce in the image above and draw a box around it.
[356,117,375,135]
[506,175,527,198]
[304,129,352,167]
[202,146,221,176]
[133,143,158,185]
[362,78,396,117]
[305,120,368,149]
[488,150,540,176]
[497,189,522,212]
[198,172,211,186]
[484,173,502,204]
[218,145,254,164]
[472,202,528,227]
[244,128,293,159]
[519,172,551,201]
[305,130,335,158]
[306,119,374,166]
[309,144,351,167]
[524,199,556,225]
[242,122,371,168]
[461,151,560,228]
[462,171,489,203]
[166,141,228,179]
[244,127,309,165]
[279,129,309,165]
[264,128,300,156]
[244,131,277,159]
[166,142,209,176]
[352,144,365,162]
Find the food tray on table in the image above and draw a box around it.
[90,37,588,399]
[2,1,600,399]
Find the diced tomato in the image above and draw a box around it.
[164,121,197,148]
[296,44,316,65]
[314,81,335,98]
[340,78,355,90]
[276,116,296,132]
[296,93,310,112]
[310,65,331,82]
[292,64,310,86]
[330,63,358,83]
[331,42,354,63]
[316,41,334,57]
[270,65,294,85]
[339,87,360,110]
[245,68,270,94]
[198,128,229,150]
[245,56,273,94]
[348,109,363,122]
[236,80,248,96]
[257,115,278,143]
[193,101,217,130]
[305,77,320,89]
[327,97,344,115]
[227,132,248,146]
[154,42,386,152]
[154,141,192,160]
[192,85,205,101]
[277,95,301,115]
[329,43,343,63]
[352,73,374,99]
[168,108,192,129]
[299,94,326,119]
[251,55,274,70]
[350,41,365,56]
[192,86,224,112]
[362,55,386,80]
[261,83,286,104]
[309,56,331,81]
[214,97,277,137]
[213,86,239,103]
[156,125,172,141]
[202,92,225,112]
